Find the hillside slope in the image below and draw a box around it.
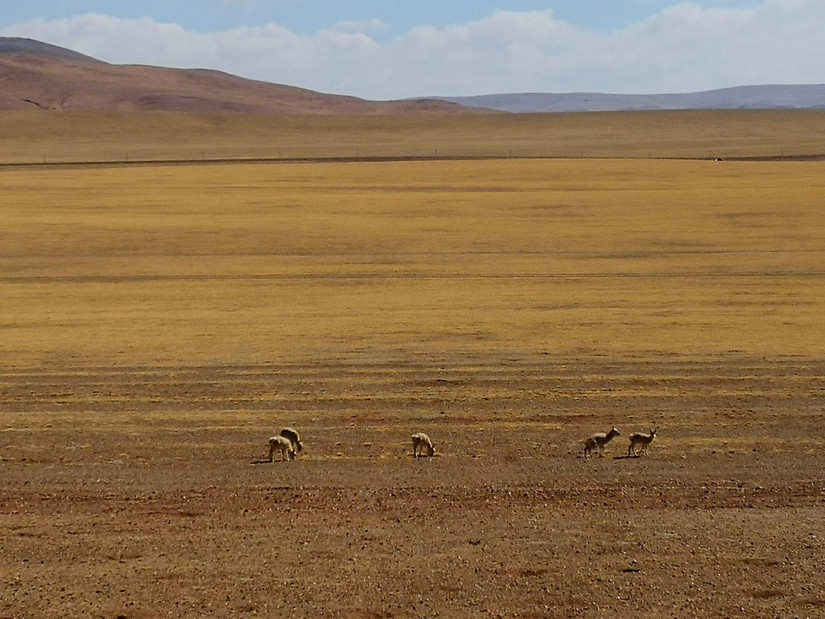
[0,37,470,115]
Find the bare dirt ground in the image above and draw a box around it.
[2,356,824,618]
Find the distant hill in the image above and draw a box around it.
[3,37,824,115]
[434,85,825,113]
[0,37,472,115]
[0,37,106,64]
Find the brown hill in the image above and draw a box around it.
[0,37,473,115]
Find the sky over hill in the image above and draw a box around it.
[1,1,824,100]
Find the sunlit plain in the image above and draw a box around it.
[3,111,825,617]
[2,153,824,367]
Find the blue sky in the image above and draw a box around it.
[0,1,683,37]
[2,1,823,99]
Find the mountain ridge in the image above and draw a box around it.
[0,37,472,115]
[433,85,825,113]
[2,37,824,114]
[0,37,105,63]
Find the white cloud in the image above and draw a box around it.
[2,2,825,99]
[382,11,594,96]
[596,0,825,91]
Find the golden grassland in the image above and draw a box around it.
[2,108,825,163]
[2,153,824,368]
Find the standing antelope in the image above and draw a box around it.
[412,432,435,458]
[269,435,295,461]
[628,428,657,457]
[583,427,620,459]
[279,427,303,457]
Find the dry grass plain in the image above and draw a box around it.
[2,109,825,163]
[2,112,825,617]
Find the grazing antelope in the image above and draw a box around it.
[412,432,435,458]
[628,428,657,457]
[279,427,303,457]
[583,427,620,459]
[269,435,295,461]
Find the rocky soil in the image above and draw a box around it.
[2,357,824,617]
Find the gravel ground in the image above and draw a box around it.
[2,358,824,618]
